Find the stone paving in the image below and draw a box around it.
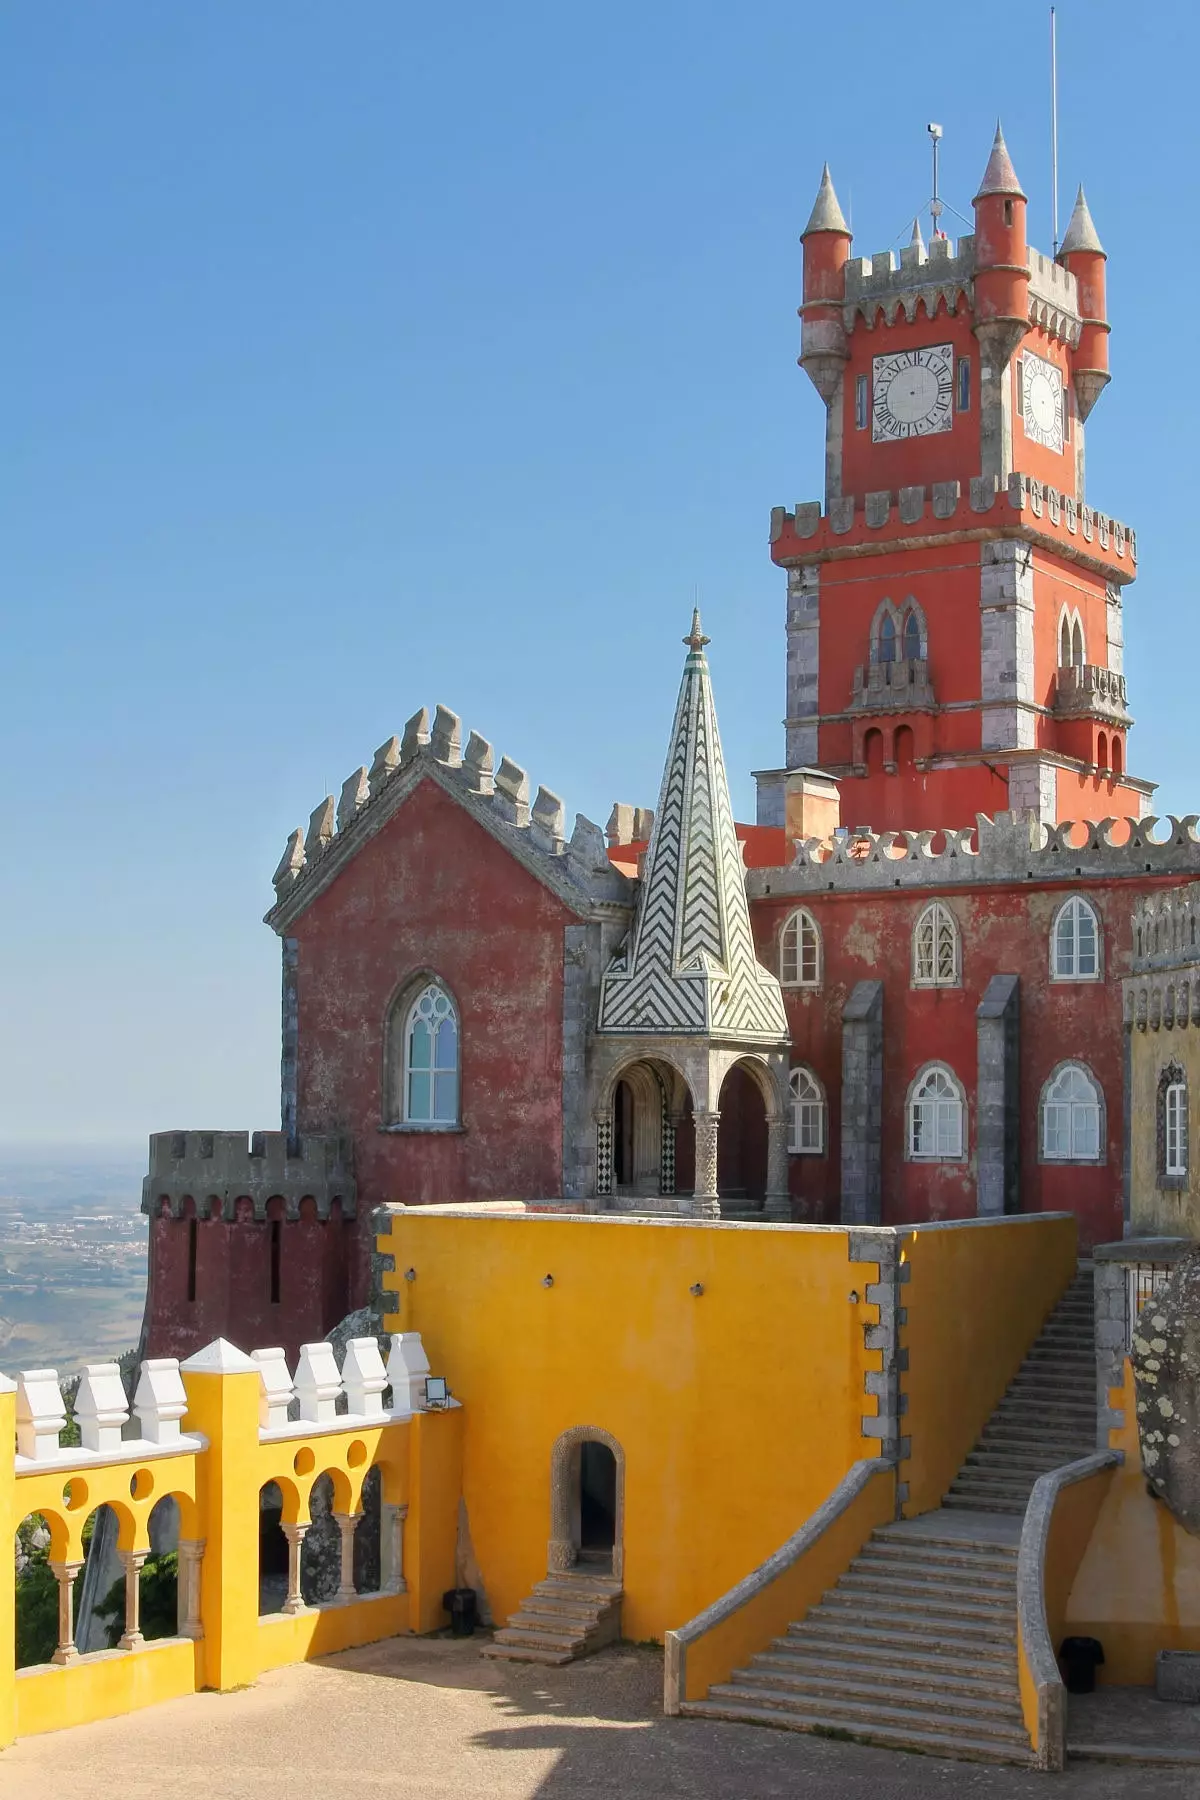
[1,1640,1197,1799]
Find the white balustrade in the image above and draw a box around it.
[294,1342,341,1423]
[343,1338,388,1419]
[386,1332,430,1417]
[133,1358,188,1443]
[16,1369,67,1461]
[252,1347,295,1429]
[75,1363,130,1454]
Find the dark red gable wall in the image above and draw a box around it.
[292,776,573,1298]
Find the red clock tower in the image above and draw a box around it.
[758,128,1148,834]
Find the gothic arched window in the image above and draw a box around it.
[404,983,459,1124]
[907,1064,966,1161]
[912,901,961,987]
[902,609,922,661]
[1158,1062,1189,1186]
[1051,896,1101,982]
[780,908,822,988]
[1040,1063,1104,1163]
[878,612,896,664]
[788,1067,826,1155]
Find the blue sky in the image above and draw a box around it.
[3,2,1196,1143]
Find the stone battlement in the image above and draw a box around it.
[842,233,975,328]
[267,703,629,925]
[141,1130,356,1221]
[770,471,1134,573]
[745,811,1200,898]
[1130,885,1200,972]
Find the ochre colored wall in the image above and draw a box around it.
[1066,1359,1200,1683]
[1129,1022,1200,1239]
[757,875,1182,1246]
[900,1215,1078,1514]
[292,776,574,1303]
[379,1212,880,1642]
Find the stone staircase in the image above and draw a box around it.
[943,1267,1096,1515]
[682,1267,1098,1764]
[481,1568,623,1666]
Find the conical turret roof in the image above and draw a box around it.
[1059,184,1105,256]
[596,614,788,1042]
[909,216,926,252]
[974,122,1026,201]
[803,163,851,237]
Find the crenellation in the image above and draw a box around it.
[305,797,335,859]
[462,730,495,795]
[141,1129,357,1221]
[429,704,462,766]
[337,767,369,831]
[369,735,400,787]
[493,756,531,827]
[530,786,567,855]
[399,707,431,763]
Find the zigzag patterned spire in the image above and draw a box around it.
[597,614,788,1041]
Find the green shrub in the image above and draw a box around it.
[95,1552,179,1648]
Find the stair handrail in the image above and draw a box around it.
[1016,1450,1122,1771]
[663,1457,894,1715]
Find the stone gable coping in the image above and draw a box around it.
[746,810,1200,899]
[265,708,633,932]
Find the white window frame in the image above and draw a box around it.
[1040,1061,1104,1164]
[1166,1080,1189,1179]
[401,982,460,1127]
[1050,895,1102,983]
[912,900,961,988]
[788,1067,826,1155]
[780,908,822,988]
[906,1063,966,1163]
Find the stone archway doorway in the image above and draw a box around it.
[605,1059,689,1204]
[548,1426,625,1582]
[717,1060,769,1206]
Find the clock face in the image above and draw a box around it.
[871,344,955,442]
[1021,353,1064,453]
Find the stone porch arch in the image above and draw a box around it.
[547,1425,626,1583]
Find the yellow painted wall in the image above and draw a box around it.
[1129,1024,1200,1238]
[900,1216,1078,1516]
[1067,1359,1200,1683]
[16,1640,199,1739]
[379,1214,880,1642]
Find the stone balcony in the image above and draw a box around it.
[1054,664,1131,725]
[850,657,937,714]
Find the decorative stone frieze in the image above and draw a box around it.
[1055,663,1131,725]
[849,657,936,714]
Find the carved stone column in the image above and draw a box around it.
[333,1512,361,1603]
[281,1521,310,1615]
[118,1549,148,1650]
[380,1503,408,1594]
[692,1110,721,1218]
[595,1113,613,1201]
[764,1113,792,1221]
[50,1559,84,1664]
[177,1538,205,1639]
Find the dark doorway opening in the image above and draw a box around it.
[613,1080,634,1188]
[578,1441,617,1569]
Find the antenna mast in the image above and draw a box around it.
[1050,7,1060,254]
[927,122,944,238]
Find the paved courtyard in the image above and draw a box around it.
[1,1639,1196,1799]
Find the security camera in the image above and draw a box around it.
[927,123,944,140]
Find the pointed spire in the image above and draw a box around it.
[596,626,788,1044]
[1059,184,1105,257]
[909,217,926,252]
[974,121,1026,202]
[803,163,850,237]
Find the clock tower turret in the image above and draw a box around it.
[758,125,1149,837]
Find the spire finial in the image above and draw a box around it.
[974,120,1026,203]
[684,608,710,653]
[909,216,926,252]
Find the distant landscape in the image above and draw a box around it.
[0,1146,148,1375]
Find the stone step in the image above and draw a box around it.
[807,1599,1015,1644]
[479,1641,573,1665]
[681,1698,1032,1766]
[506,1609,592,1637]
[697,1686,1033,1753]
[519,1595,608,1623]
[728,1663,1026,1723]
[836,1569,1014,1607]
[942,1493,1027,1517]
[771,1633,1016,1680]
[493,1623,585,1651]
[872,1524,1018,1557]
[788,1615,1015,1660]
[963,1451,1075,1477]
[531,1576,621,1600]
[857,1545,1017,1584]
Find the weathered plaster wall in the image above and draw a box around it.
[1128,1016,1200,1240]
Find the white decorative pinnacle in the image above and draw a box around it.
[343,1338,389,1420]
[16,1369,67,1461]
[75,1363,130,1455]
[133,1359,188,1444]
[252,1347,296,1430]
[597,616,789,1043]
[386,1332,431,1418]
[294,1342,342,1424]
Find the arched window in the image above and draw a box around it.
[1060,613,1072,668]
[907,1064,965,1161]
[1051,896,1101,981]
[1072,619,1084,668]
[1058,609,1086,670]
[402,983,459,1125]
[788,1067,826,1155]
[1112,735,1124,777]
[902,609,921,661]
[780,909,822,987]
[878,612,896,664]
[912,901,960,987]
[1041,1063,1103,1163]
[1159,1063,1189,1185]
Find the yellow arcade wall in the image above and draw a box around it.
[1066,1359,1200,1683]
[379,1212,879,1642]
[900,1215,1078,1516]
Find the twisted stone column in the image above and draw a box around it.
[692,1111,721,1219]
[764,1113,792,1221]
[281,1521,310,1615]
[50,1559,84,1664]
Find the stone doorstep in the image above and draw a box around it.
[681,1700,1033,1768]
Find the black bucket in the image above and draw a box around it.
[1059,1635,1105,1694]
[443,1586,478,1638]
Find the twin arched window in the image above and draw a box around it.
[1041,1062,1103,1162]
[789,1067,826,1154]
[780,908,822,987]
[1051,896,1101,981]
[874,598,925,666]
[912,901,960,987]
[907,1064,965,1161]
[1058,608,1085,670]
[388,980,460,1127]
